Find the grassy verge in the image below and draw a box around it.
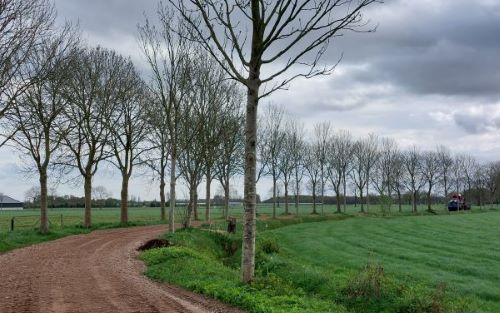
[140,213,486,312]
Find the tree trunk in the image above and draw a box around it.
[336,189,341,213]
[194,188,199,220]
[160,164,166,221]
[366,175,370,212]
[397,190,402,212]
[343,174,347,213]
[84,174,92,228]
[427,188,432,211]
[295,172,300,216]
[120,173,129,224]
[186,185,194,228]
[169,154,176,232]
[284,181,289,214]
[272,175,276,219]
[412,191,417,212]
[241,80,258,284]
[205,172,211,222]
[359,187,364,213]
[312,185,317,214]
[39,170,49,234]
[224,181,230,218]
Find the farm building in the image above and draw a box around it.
[0,194,23,210]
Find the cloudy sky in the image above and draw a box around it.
[1,0,500,201]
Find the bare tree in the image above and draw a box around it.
[326,130,353,213]
[364,134,379,212]
[138,4,195,232]
[377,138,399,209]
[461,154,478,200]
[0,0,55,145]
[484,161,500,207]
[351,136,377,213]
[92,185,111,209]
[437,145,454,202]
[303,142,321,214]
[314,121,332,214]
[196,55,239,222]
[277,120,299,215]
[170,0,380,282]
[421,150,442,212]
[6,26,77,233]
[215,106,244,219]
[391,152,405,212]
[60,47,124,228]
[107,61,148,224]
[402,146,425,212]
[259,104,285,218]
[288,121,305,215]
[143,97,170,221]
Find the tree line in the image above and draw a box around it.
[258,105,500,216]
[0,0,245,233]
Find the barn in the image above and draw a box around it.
[0,195,24,210]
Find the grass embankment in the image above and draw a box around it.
[141,211,499,313]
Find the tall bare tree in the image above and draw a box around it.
[313,121,332,214]
[259,104,285,218]
[107,61,148,224]
[437,145,454,203]
[0,0,55,137]
[6,26,77,233]
[484,161,500,207]
[303,142,321,214]
[60,47,124,228]
[351,136,376,213]
[326,130,353,213]
[421,150,442,211]
[287,121,305,215]
[138,4,195,232]
[391,151,405,212]
[215,103,244,219]
[143,97,170,221]
[171,0,380,282]
[402,146,425,212]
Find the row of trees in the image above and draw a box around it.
[0,1,245,234]
[258,106,500,215]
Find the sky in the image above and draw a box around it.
[1,0,500,201]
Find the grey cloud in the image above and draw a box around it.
[452,106,500,134]
[328,0,500,99]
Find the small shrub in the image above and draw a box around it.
[260,236,280,254]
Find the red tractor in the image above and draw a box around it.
[447,193,470,211]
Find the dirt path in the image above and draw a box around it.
[0,225,245,313]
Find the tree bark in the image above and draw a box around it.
[205,172,211,221]
[272,175,277,218]
[343,174,347,213]
[359,188,364,213]
[84,174,92,228]
[284,181,289,215]
[120,173,129,224]
[39,170,49,234]
[241,80,258,284]
[224,182,230,218]
[160,163,166,221]
[397,191,402,212]
[312,185,317,214]
[169,153,176,232]
[336,188,341,213]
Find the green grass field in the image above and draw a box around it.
[141,209,500,313]
[269,212,500,312]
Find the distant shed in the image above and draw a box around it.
[0,195,23,210]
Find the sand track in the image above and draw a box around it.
[0,225,244,313]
